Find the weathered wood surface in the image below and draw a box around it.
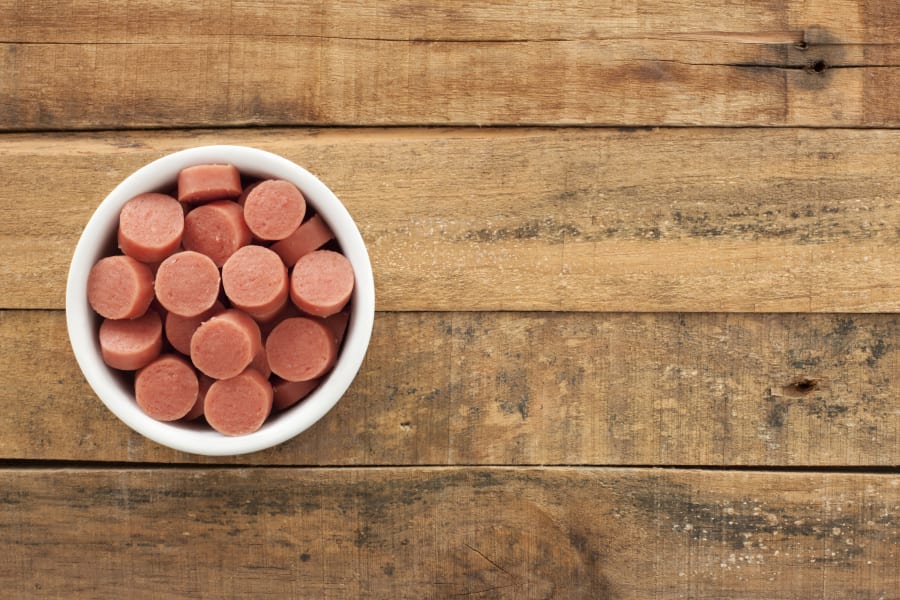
[3,1,898,597]
[3,1,896,44]
[1,2,897,128]
[1,467,897,599]
[3,127,900,312]
[4,310,897,466]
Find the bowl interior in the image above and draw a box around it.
[66,146,374,456]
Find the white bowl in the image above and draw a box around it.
[66,146,375,456]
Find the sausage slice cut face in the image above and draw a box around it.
[243,179,306,240]
[117,193,184,263]
[182,200,251,267]
[190,309,262,380]
[204,368,273,436]
[87,255,155,320]
[135,354,199,421]
[290,250,354,318]
[222,245,289,320]
[266,317,337,382]
[154,251,220,317]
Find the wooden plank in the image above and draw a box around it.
[0,1,846,43]
[4,310,898,466]
[2,128,900,312]
[0,467,897,598]
[2,1,897,45]
[0,2,897,128]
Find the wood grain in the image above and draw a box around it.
[1,467,897,599]
[4,310,898,466]
[4,1,894,44]
[3,128,900,312]
[3,2,897,598]
[0,2,897,128]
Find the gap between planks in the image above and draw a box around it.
[0,460,897,475]
[6,124,900,135]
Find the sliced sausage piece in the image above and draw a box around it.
[117,193,184,263]
[266,317,337,382]
[204,368,273,436]
[190,309,262,379]
[270,214,335,267]
[182,200,252,266]
[135,354,199,421]
[272,377,320,411]
[99,310,163,370]
[222,245,288,320]
[242,179,306,240]
[154,251,220,317]
[87,255,155,320]
[290,250,354,318]
[177,164,242,203]
[183,374,213,421]
[164,300,225,356]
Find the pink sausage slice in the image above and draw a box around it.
[204,368,273,436]
[266,317,337,382]
[135,354,199,421]
[242,179,306,240]
[183,374,214,421]
[290,250,355,318]
[99,310,163,370]
[222,245,288,320]
[272,377,320,411]
[118,193,184,263]
[182,200,252,267]
[190,309,262,379]
[164,300,225,356]
[154,251,220,317]
[87,255,155,320]
[270,214,335,267]
[177,164,242,203]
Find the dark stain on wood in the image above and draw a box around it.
[802,397,850,419]
[471,471,503,488]
[832,316,857,337]
[632,478,893,568]
[495,368,530,420]
[462,217,581,243]
[84,478,321,517]
[452,191,893,246]
[765,389,790,429]
[865,337,889,367]
[787,350,821,370]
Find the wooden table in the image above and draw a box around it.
[2,2,899,598]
